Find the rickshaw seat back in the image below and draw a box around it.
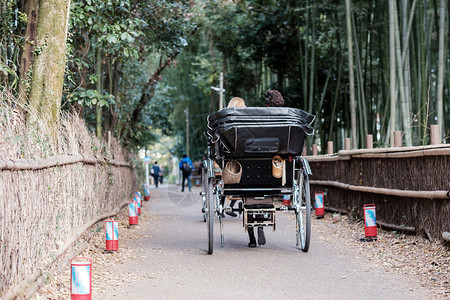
[207,107,315,159]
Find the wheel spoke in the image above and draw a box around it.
[296,170,311,252]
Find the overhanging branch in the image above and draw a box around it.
[128,26,200,137]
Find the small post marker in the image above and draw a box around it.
[314,191,325,218]
[128,200,138,225]
[361,204,377,241]
[143,184,150,201]
[282,195,291,207]
[134,192,142,215]
[105,218,118,251]
[71,257,92,300]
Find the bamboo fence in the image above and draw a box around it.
[306,145,450,240]
[0,101,137,297]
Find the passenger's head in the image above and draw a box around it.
[264,90,284,107]
[227,97,246,108]
[183,154,187,158]
[155,161,158,164]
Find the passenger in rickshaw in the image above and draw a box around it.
[245,90,285,247]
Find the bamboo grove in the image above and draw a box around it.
[0,0,448,159]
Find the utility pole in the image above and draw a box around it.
[184,107,190,157]
[211,72,225,110]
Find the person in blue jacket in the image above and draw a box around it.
[179,154,194,192]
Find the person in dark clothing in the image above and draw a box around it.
[159,167,164,184]
[226,197,239,217]
[151,162,161,188]
[179,154,194,192]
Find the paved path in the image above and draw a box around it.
[98,184,431,299]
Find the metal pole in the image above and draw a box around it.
[145,162,149,186]
[185,107,190,156]
[219,72,224,110]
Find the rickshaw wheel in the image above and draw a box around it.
[296,171,311,252]
[206,176,214,254]
[201,163,207,222]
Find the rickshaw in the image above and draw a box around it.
[201,107,315,254]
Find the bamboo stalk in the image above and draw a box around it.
[436,0,446,139]
[389,0,397,146]
[345,0,357,149]
[309,180,449,199]
[394,0,412,146]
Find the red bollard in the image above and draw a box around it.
[282,195,291,206]
[363,204,377,238]
[128,201,138,225]
[314,191,325,218]
[71,257,92,300]
[105,218,118,251]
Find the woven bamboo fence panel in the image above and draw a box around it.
[306,146,450,239]
[0,100,137,296]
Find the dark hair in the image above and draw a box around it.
[183,154,187,158]
[154,161,158,164]
[264,90,284,107]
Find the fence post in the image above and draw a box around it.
[430,125,440,145]
[344,138,351,150]
[312,144,318,156]
[366,134,373,149]
[327,141,333,155]
[393,131,402,147]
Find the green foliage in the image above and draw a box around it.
[68,88,115,107]
[2,0,449,157]
[62,0,195,149]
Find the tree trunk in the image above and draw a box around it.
[345,0,357,149]
[27,0,71,137]
[96,48,102,139]
[18,0,39,108]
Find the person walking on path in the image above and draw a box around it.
[151,162,161,188]
[179,154,194,192]
[159,167,165,184]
